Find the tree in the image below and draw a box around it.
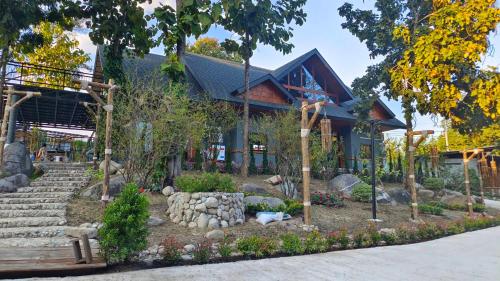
[188,37,242,63]
[13,21,90,88]
[436,123,500,152]
[219,0,307,177]
[83,0,154,83]
[0,0,74,110]
[153,0,221,82]
[390,0,500,124]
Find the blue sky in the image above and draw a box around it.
[75,0,500,139]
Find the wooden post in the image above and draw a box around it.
[463,151,474,216]
[320,118,332,152]
[93,104,101,170]
[407,130,434,220]
[477,153,487,204]
[0,87,41,164]
[101,80,115,203]
[491,159,497,188]
[0,87,13,164]
[301,100,325,225]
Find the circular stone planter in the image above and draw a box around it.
[166,192,245,229]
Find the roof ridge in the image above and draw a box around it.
[184,52,272,72]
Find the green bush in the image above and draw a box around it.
[246,199,303,216]
[237,236,278,258]
[418,204,444,216]
[326,228,349,249]
[351,182,372,203]
[280,233,305,255]
[416,223,443,240]
[98,183,150,263]
[423,177,445,191]
[446,221,465,235]
[192,240,212,264]
[218,237,233,258]
[311,192,345,207]
[175,173,236,193]
[161,237,182,264]
[366,223,381,246]
[381,232,397,245]
[304,230,328,253]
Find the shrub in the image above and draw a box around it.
[423,177,445,191]
[311,192,345,208]
[395,225,417,244]
[160,237,182,264]
[98,183,149,263]
[352,230,366,248]
[280,233,305,255]
[446,221,465,235]
[237,236,278,258]
[175,173,236,193]
[246,199,303,216]
[192,240,212,264]
[351,182,372,203]
[366,223,381,246]
[381,232,397,245]
[304,230,329,253]
[327,228,349,249]
[218,237,233,258]
[418,204,444,216]
[473,203,486,213]
[84,167,104,182]
[416,223,442,241]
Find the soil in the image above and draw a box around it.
[66,172,500,247]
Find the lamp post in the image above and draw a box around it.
[369,120,381,221]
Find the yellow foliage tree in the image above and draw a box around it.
[390,0,500,122]
[13,21,90,89]
[188,37,243,63]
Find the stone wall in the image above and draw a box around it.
[166,192,245,229]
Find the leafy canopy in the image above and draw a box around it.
[390,0,500,122]
[13,21,90,88]
[219,0,307,60]
[82,0,154,83]
[188,37,242,63]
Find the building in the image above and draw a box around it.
[94,47,405,169]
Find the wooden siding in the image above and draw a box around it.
[247,81,288,105]
[370,103,391,120]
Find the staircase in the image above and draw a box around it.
[0,162,96,247]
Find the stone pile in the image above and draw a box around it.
[166,192,245,229]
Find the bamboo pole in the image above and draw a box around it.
[101,79,115,203]
[407,131,418,220]
[463,151,474,216]
[93,105,101,170]
[0,87,41,164]
[300,100,326,225]
[320,118,332,152]
[0,88,13,164]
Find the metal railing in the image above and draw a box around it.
[4,61,103,91]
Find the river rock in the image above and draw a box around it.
[162,186,175,197]
[244,196,284,208]
[205,197,218,208]
[147,216,165,226]
[241,183,268,194]
[197,213,209,228]
[205,229,224,241]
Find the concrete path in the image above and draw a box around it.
[20,226,500,281]
[485,199,500,210]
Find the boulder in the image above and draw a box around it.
[2,142,33,177]
[241,183,268,194]
[327,174,361,195]
[0,173,30,193]
[387,188,411,204]
[162,186,175,197]
[197,213,209,228]
[80,175,126,199]
[440,190,475,206]
[244,196,284,209]
[147,216,165,226]
[99,160,122,175]
[376,188,393,204]
[205,229,224,241]
[418,189,435,202]
[264,175,282,185]
[205,197,218,208]
[208,217,220,229]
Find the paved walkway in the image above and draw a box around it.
[20,226,500,281]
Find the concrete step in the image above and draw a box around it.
[36,176,90,182]
[0,209,65,218]
[17,186,80,193]
[0,203,66,210]
[0,192,73,198]
[0,197,68,204]
[0,226,66,239]
[0,237,98,247]
[0,217,67,228]
[30,181,84,187]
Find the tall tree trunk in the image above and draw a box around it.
[241,55,250,177]
[0,46,9,121]
[176,0,186,59]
